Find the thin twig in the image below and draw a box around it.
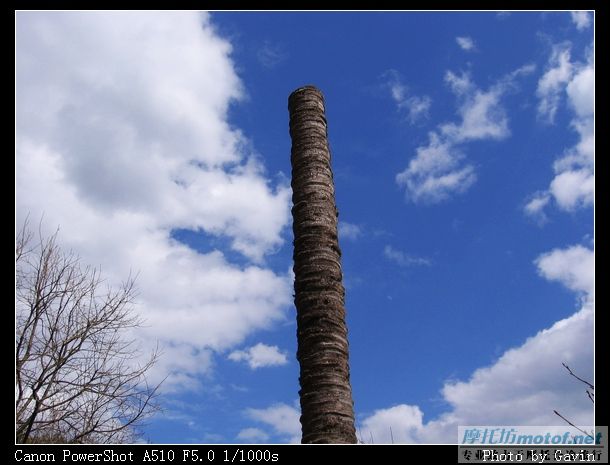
[562,363,594,390]
[554,410,594,440]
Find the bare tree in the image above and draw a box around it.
[15,221,160,443]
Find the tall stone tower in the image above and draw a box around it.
[288,86,357,444]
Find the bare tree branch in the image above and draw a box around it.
[554,362,595,442]
[553,410,594,440]
[16,221,161,443]
[562,363,594,391]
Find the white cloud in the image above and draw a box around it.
[384,70,431,123]
[567,66,594,118]
[245,403,301,444]
[397,67,528,203]
[339,221,363,241]
[441,89,509,142]
[236,427,270,443]
[153,345,214,393]
[550,168,594,211]
[413,166,477,203]
[528,48,593,216]
[401,132,457,175]
[444,70,474,96]
[536,47,573,123]
[16,12,292,390]
[388,75,407,103]
[424,309,593,442]
[456,36,476,51]
[405,96,432,123]
[383,245,431,267]
[570,11,592,31]
[360,306,593,443]
[359,244,594,443]
[523,192,551,224]
[359,405,423,444]
[396,131,477,203]
[201,433,225,443]
[535,245,594,298]
[228,343,288,370]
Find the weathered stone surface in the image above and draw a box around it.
[289,85,357,444]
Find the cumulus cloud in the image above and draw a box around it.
[384,70,432,123]
[550,168,594,211]
[358,243,594,443]
[16,12,292,390]
[456,36,476,51]
[245,403,301,444]
[359,405,423,444]
[397,66,533,203]
[570,11,592,31]
[535,245,594,298]
[567,66,594,118]
[360,308,593,442]
[383,245,431,267]
[528,45,594,216]
[228,343,288,370]
[339,221,363,241]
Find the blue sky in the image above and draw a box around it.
[16,11,594,444]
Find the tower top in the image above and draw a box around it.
[288,85,325,109]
